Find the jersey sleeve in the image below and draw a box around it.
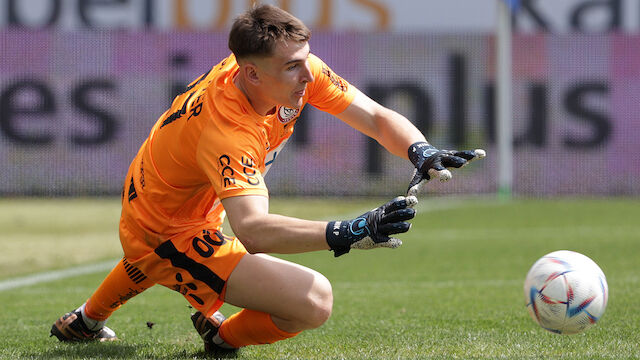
[196,124,268,200]
[306,54,356,115]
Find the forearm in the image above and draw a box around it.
[338,91,426,159]
[372,107,427,159]
[234,213,329,254]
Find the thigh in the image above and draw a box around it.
[223,253,332,320]
[131,228,247,316]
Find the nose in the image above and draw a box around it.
[302,61,314,83]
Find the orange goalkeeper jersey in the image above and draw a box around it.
[120,53,355,256]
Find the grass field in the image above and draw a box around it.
[1,196,639,359]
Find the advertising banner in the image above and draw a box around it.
[1,31,639,196]
[1,0,640,34]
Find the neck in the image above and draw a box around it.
[234,74,274,116]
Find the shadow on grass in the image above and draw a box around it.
[26,342,239,359]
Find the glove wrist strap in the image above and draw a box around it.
[326,221,351,257]
[408,142,435,168]
[326,219,369,257]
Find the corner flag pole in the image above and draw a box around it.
[496,0,516,199]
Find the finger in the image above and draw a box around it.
[430,162,446,172]
[405,195,418,208]
[383,196,418,212]
[408,168,426,188]
[381,208,415,223]
[378,221,411,235]
[382,196,408,212]
[407,170,426,196]
[428,168,452,182]
[407,180,424,197]
[454,149,486,162]
[452,150,477,161]
[441,155,467,169]
[410,161,445,192]
[374,237,403,249]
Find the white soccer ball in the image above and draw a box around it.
[523,250,608,335]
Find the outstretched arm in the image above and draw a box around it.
[335,88,426,160]
[335,88,485,195]
[221,194,416,256]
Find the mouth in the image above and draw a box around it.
[294,88,306,97]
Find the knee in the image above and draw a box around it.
[302,273,333,329]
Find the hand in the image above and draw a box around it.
[326,196,418,257]
[407,142,486,197]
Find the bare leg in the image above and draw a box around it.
[223,253,333,333]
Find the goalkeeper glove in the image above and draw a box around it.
[326,196,417,257]
[407,142,486,197]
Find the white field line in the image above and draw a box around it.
[0,196,497,292]
[0,259,118,292]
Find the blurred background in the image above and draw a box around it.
[1,0,639,197]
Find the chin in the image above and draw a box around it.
[290,97,303,109]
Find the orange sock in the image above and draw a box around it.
[218,309,301,348]
[84,257,155,321]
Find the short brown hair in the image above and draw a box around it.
[229,4,311,60]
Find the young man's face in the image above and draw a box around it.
[254,40,314,110]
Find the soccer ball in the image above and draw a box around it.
[523,250,608,335]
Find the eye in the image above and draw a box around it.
[286,63,299,71]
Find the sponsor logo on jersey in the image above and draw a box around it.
[321,65,349,92]
[277,106,299,123]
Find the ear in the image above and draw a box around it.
[243,63,261,85]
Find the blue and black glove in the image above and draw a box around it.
[407,142,486,196]
[326,196,418,257]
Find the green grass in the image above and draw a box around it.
[1,197,639,359]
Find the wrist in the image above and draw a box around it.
[408,142,436,168]
[326,221,343,248]
[326,221,348,256]
[325,218,368,257]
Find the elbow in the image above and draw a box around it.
[239,238,262,254]
[233,226,263,254]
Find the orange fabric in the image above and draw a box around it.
[119,53,355,258]
[122,220,248,315]
[219,309,301,348]
[84,258,154,321]
[107,52,353,318]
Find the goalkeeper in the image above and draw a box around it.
[50,4,484,354]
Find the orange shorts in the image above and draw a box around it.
[119,220,247,317]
